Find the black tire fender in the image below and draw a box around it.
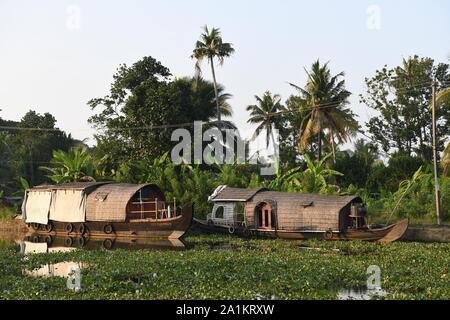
[65,223,74,233]
[325,229,334,239]
[103,224,114,234]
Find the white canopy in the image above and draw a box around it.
[23,191,52,224]
[49,189,86,223]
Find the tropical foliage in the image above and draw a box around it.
[0,44,448,225]
[443,142,450,176]
[40,148,97,184]
[360,55,450,160]
[289,60,358,161]
[269,153,343,194]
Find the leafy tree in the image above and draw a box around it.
[384,152,425,192]
[334,139,379,189]
[170,77,233,121]
[0,132,12,192]
[360,55,450,160]
[192,25,235,122]
[6,110,74,188]
[88,56,173,163]
[89,57,235,165]
[289,60,358,161]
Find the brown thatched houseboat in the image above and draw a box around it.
[194,186,408,243]
[22,182,192,239]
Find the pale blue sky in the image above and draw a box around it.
[0,0,449,145]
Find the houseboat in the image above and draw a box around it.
[194,186,408,243]
[21,182,193,239]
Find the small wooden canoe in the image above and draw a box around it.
[193,218,409,243]
[29,204,193,240]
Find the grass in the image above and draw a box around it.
[0,206,16,221]
[0,230,449,300]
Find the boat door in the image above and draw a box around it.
[257,202,274,230]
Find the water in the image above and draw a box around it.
[12,233,187,252]
[24,260,86,278]
[0,232,187,279]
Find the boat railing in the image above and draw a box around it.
[128,197,178,220]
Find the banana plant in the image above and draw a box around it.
[40,148,96,184]
[269,153,343,193]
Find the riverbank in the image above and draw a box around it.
[403,224,450,243]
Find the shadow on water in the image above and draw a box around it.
[0,231,188,252]
[21,233,188,251]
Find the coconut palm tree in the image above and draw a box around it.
[436,87,450,176]
[246,91,283,147]
[191,25,235,123]
[189,77,233,118]
[443,142,450,176]
[289,60,358,161]
[436,87,450,107]
[247,92,283,173]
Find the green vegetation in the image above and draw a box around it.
[40,148,98,184]
[0,27,448,225]
[0,206,16,221]
[0,232,449,299]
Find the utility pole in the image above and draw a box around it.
[431,80,441,225]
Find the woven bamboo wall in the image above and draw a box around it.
[245,191,361,232]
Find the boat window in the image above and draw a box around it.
[235,202,245,214]
[215,206,224,219]
[264,209,269,227]
[94,192,109,202]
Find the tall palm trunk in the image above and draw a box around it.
[209,56,221,122]
[330,129,336,163]
[317,126,322,161]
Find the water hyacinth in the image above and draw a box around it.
[0,231,448,300]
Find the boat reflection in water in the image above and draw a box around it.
[19,234,186,279]
[21,233,187,252]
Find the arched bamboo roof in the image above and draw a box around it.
[86,183,164,222]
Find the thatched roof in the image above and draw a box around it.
[29,182,111,192]
[210,186,361,211]
[209,186,267,202]
[86,183,164,222]
[251,190,361,211]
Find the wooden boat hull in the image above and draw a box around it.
[193,218,409,243]
[28,204,193,240]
